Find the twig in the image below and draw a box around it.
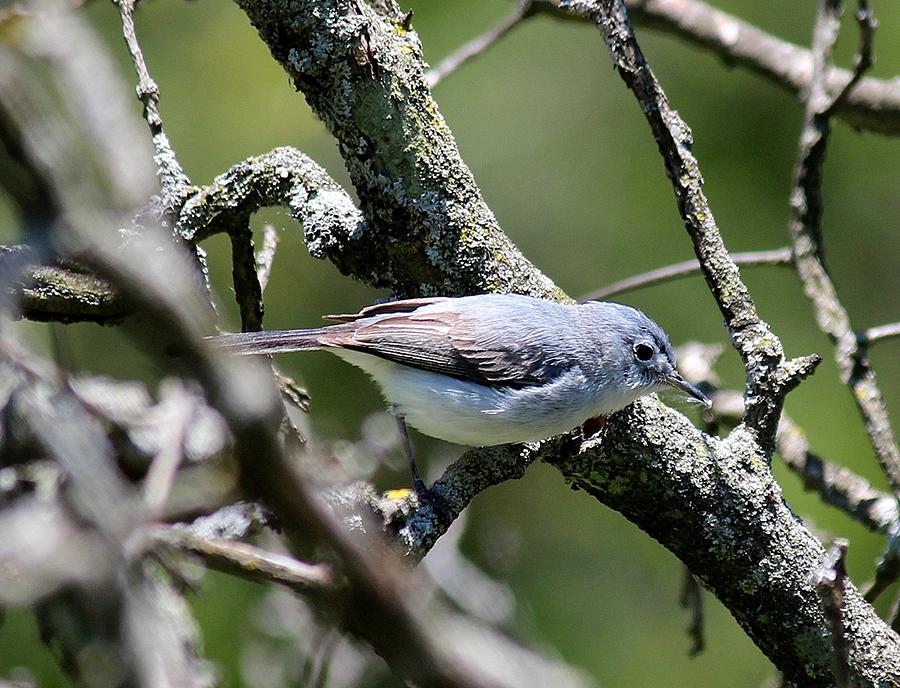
[811,539,851,688]
[569,0,818,448]
[862,538,899,604]
[0,246,126,323]
[154,527,333,595]
[228,219,264,332]
[533,0,900,135]
[679,569,705,657]
[777,415,898,534]
[822,1,877,119]
[859,322,900,348]
[141,392,195,520]
[676,347,899,534]
[788,0,899,494]
[580,247,792,301]
[114,0,191,201]
[426,0,536,88]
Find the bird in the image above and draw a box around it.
[212,293,709,491]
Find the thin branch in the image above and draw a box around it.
[426,0,537,88]
[114,0,191,201]
[822,1,877,119]
[579,247,793,301]
[141,391,195,520]
[788,0,899,494]
[0,246,127,323]
[862,541,899,605]
[567,0,817,449]
[228,218,265,332]
[676,345,899,534]
[777,415,898,534]
[233,0,562,300]
[153,527,334,595]
[533,0,900,135]
[859,322,900,348]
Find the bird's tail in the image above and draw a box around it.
[209,328,330,355]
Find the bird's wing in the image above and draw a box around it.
[323,300,570,388]
[324,297,451,322]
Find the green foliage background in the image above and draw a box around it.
[2,1,898,686]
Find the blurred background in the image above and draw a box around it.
[1,0,898,686]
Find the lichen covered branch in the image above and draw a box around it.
[233,0,562,300]
[563,0,817,448]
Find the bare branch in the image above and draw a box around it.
[580,247,793,301]
[862,540,899,605]
[859,322,900,348]
[563,0,817,449]
[0,246,127,323]
[154,527,334,595]
[141,391,195,520]
[777,415,898,534]
[426,0,537,88]
[228,219,265,332]
[678,345,899,535]
[114,0,191,202]
[534,0,900,135]
[788,0,899,494]
[233,0,562,300]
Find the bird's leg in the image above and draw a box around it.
[395,414,427,496]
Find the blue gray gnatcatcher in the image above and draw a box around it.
[213,294,709,487]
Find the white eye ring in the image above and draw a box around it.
[634,342,655,362]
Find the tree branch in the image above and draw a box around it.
[234,0,563,300]
[426,0,538,88]
[153,526,334,595]
[580,247,793,301]
[221,2,899,683]
[564,0,818,449]
[787,0,900,494]
[532,0,900,135]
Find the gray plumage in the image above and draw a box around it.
[213,294,707,447]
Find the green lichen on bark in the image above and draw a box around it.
[548,399,900,687]
[234,0,562,299]
[11,262,126,324]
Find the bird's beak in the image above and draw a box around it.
[665,372,712,409]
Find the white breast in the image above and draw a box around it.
[332,350,631,446]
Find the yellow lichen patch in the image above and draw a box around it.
[384,488,413,502]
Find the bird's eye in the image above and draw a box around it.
[634,342,655,362]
